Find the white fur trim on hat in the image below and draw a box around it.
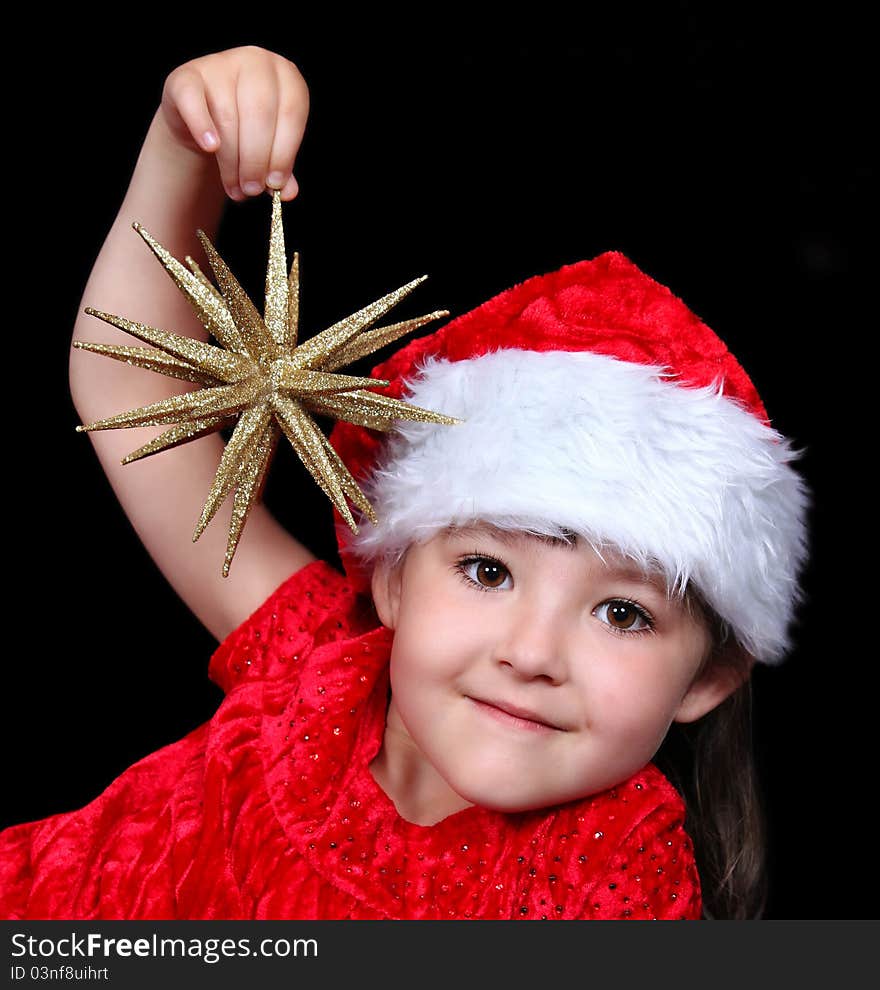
[345,348,809,664]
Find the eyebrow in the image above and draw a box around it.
[444,523,578,550]
[598,564,670,593]
[444,524,670,592]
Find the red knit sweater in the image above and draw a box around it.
[0,560,701,919]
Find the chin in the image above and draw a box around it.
[447,774,557,815]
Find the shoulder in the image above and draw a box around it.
[208,559,379,694]
[524,764,702,920]
[0,560,382,920]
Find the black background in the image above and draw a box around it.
[4,9,873,918]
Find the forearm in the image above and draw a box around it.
[69,106,228,418]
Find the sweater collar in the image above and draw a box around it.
[263,620,517,917]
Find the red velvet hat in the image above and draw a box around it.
[328,252,809,663]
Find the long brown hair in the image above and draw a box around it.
[653,602,767,920]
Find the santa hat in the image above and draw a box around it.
[328,252,809,664]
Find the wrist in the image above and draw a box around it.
[123,107,226,219]
[141,106,218,176]
[116,107,227,255]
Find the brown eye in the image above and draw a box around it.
[608,603,637,628]
[457,556,512,591]
[594,600,651,633]
[475,560,508,589]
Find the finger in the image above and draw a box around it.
[205,80,245,201]
[264,108,307,194]
[277,173,300,201]
[235,60,279,197]
[162,67,220,152]
[265,63,309,194]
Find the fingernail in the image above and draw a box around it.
[229,186,245,201]
[202,131,218,150]
[267,171,286,189]
[242,181,263,196]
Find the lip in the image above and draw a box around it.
[467,696,565,733]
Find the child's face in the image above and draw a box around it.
[371,522,741,821]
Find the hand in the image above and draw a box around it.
[159,45,309,202]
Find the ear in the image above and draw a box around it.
[673,646,754,724]
[370,555,404,630]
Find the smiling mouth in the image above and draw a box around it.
[467,696,565,733]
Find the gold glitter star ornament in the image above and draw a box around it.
[74,190,462,576]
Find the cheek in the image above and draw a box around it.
[394,588,482,670]
[584,665,680,744]
[388,615,472,699]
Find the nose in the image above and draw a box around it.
[493,595,570,684]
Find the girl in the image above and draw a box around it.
[0,46,808,920]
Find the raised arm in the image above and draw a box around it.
[69,47,317,644]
